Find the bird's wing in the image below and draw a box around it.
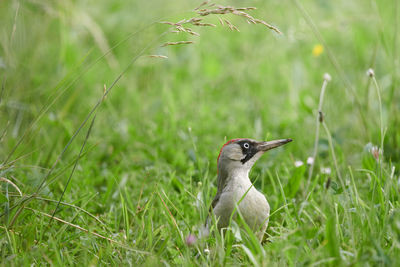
[209,193,220,212]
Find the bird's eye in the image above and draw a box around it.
[243,143,250,149]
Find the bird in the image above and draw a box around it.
[206,138,292,241]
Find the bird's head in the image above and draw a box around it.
[217,138,292,176]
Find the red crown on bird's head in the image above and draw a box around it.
[217,138,244,163]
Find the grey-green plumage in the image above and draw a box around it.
[206,138,292,241]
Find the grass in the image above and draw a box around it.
[1,0,400,265]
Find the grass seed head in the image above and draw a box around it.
[161,41,194,47]
[148,55,168,59]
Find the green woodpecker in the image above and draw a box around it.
[206,138,292,241]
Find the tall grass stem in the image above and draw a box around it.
[322,121,344,188]
[304,74,331,197]
[368,69,385,179]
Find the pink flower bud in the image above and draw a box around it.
[185,234,197,246]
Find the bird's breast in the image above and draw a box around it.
[213,183,270,232]
[238,187,270,230]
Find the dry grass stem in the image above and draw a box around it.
[27,207,111,241]
[25,207,149,254]
[0,177,22,196]
[34,196,107,226]
[156,190,183,241]
[25,207,114,243]
[161,41,194,47]
[147,55,168,59]
[157,191,178,229]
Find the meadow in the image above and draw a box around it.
[1,0,399,265]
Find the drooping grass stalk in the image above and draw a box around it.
[161,3,282,37]
[49,114,96,225]
[34,195,107,227]
[2,21,160,166]
[304,74,331,197]
[0,177,22,197]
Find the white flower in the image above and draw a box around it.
[321,167,331,174]
[307,157,314,165]
[323,73,332,82]
[366,68,375,77]
[294,160,304,167]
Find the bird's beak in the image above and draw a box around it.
[256,138,292,152]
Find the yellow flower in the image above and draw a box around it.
[312,44,324,57]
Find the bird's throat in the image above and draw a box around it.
[217,169,252,194]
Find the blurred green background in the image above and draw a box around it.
[1,0,399,265]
